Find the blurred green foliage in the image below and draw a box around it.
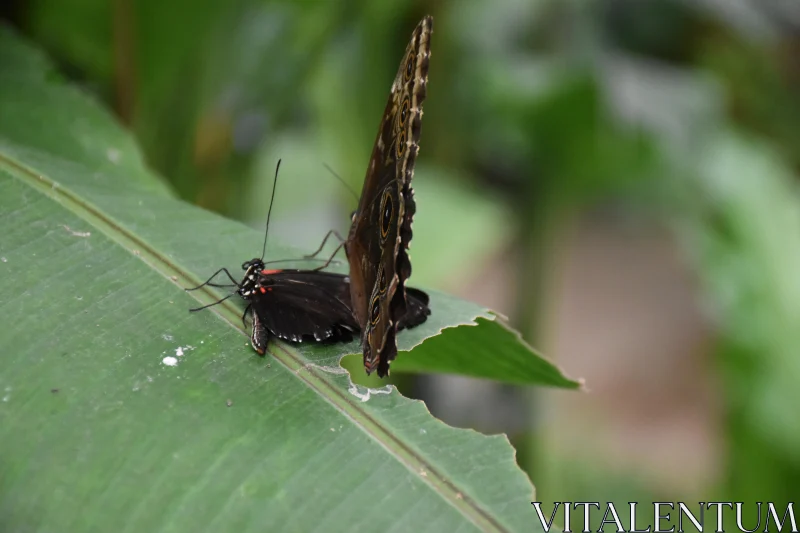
[6,0,800,514]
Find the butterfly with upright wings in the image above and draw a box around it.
[313,16,434,377]
[347,16,433,377]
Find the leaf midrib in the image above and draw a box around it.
[0,149,513,533]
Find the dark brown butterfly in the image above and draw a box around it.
[344,16,433,377]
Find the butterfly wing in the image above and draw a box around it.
[248,270,359,347]
[401,287,431,330]
[345,16,433,377]
[326,272,431,332]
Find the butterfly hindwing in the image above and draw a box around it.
[402,287,431,330]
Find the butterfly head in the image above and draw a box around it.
[238,258,266,298]
[241,258,265,273]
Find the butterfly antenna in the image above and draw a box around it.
[260,159,281,261]
[323,163,360,204]
[261,257,342,266]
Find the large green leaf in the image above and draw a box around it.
[0,26,578,531]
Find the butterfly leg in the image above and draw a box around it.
[304,229,345,260]
[188,292,235,312]
[311,242,345,272]
[185,267,240,291]
[201,282,237,289]
[241,304,252,331]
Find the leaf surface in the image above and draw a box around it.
[0,26,577,532]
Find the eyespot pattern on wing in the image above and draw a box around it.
[379,190,393,240]
[345,16,433,378]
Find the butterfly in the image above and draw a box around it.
[234,258,430,354]
[189,160,430,356]
[312,16,433,377]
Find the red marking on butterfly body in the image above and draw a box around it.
[261,269,282,275]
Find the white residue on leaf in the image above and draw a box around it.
[107,148,121,163]
[162,334,173,341]
[175,345,195,357]
[61,225,91,238]
[2,395,8,402]
[347,383,393,403]
[162,356,178,367]
[307,363,349,375]
[1,257,6,263]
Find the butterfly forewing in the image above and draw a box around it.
[344,16,433,377]
[249,270,359,344]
